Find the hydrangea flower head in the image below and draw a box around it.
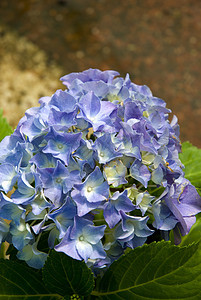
[0,68,201,273]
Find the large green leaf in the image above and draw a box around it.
[43,251,94,297]
[90,241,201,299]
[0,259,62,299]
[179,141,201,192]
[0,109,13,142]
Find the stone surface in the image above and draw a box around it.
[0,0,201,146]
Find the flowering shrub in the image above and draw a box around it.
[0,68,201,275]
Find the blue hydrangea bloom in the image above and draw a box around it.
[0,68,200,273]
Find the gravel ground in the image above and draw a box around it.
[0,0,201,146]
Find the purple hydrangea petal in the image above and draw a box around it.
[55,216,106,262]
[60,69,119,88]
[0,218,10,244]
[0,163,18,193]
[104,191,135,228]
[10,221,33,250]
[49,89,77,113]
[94,133,122,164]
[42,128,82,165]
[17,243,48,269]
[130,159,151,188]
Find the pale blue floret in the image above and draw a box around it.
[103,159,127,187]
[130,159,151,188]
[0,133,24,164]
[0,203,25,226]
[78,92,116,132]
[0,192,13,208]
[30,152,57,169]
[30,191,52,216]
[10,220,33,250]
[112,130,141,161]
[81,80,109,98]
[31,217,48,235]
[104,190,135,228]
[11,172,36,205]
[0,163,18,193]
[151,165,164,185]
[158,177,201,242]
[55,216,106,262]
[21,105,51,142]
[48,196,77,238]
[1,141,34,172]
[48,108,77,131]
[124,101,143,121]
[17,242,48,269]
[135,191,155,216]
[60,68,119,88]
[42,127,82,165]
[37,160,74,204]
[115,211,154,249]
[49,89,77,113]
[72,166,109,216]
[132,119,160,154]
[74,139,95,169]
[67,155,87,180]
[106,81,130,106]
[94,133,122,164]
[152,199,178,231]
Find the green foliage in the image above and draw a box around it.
[2,237,201,299]
[90,241,201,299]
[0,251,94,299]
[43,251,94,297]
[0,109,13,141]
[179,141,201,194]
[0,259,62,299]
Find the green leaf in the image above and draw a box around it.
[0,109,13,142]
[43,251,94,297]
[0,259,62,299]
[91,241,201,299]
[179,141,201,192]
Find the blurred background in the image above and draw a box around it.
[0,0,201,146]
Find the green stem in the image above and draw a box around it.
[149,186,164,195]
[0,242,6,259]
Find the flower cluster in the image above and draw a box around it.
[0,68,201,271]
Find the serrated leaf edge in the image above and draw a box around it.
[92,242,201,297]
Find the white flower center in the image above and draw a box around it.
[57,143,64,150]
[55,177,62,184]
[87,186,93,192]
[18,223,26,232]
[79,235,84,241]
